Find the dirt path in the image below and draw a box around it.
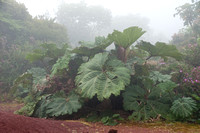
[0,103,200,133]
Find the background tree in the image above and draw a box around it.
[29,15,68,44]
[172,0,200,46]
[0,0,31,45]
[56,1,112,46]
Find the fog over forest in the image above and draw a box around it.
[16,0,191,45]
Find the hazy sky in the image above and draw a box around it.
[17,0,191,42]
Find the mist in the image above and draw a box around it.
[16,0,191,45]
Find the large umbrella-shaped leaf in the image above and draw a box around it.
[75,52,130,101]
[108,26,145,48]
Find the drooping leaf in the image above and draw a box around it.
[170,97,197,118]
[15,102,36,116]
[72,36,112,57]
[51,54,71,76]
[136,41,182,61]
[75,52,130,101]
[108,26,145,48]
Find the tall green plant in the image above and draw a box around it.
[108,26,145,63]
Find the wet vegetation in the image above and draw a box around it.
[0,0,200,128]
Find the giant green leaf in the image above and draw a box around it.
[136,41,182,61]
[108,26,145,48]
[170,97,197,118]
[123,83,170,121]
[75,52,130,101]
[46,93,82,116]
[33,92,82,117]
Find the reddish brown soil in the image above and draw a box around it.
[0,103,200,133]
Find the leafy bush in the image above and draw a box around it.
[184,41,200,67]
